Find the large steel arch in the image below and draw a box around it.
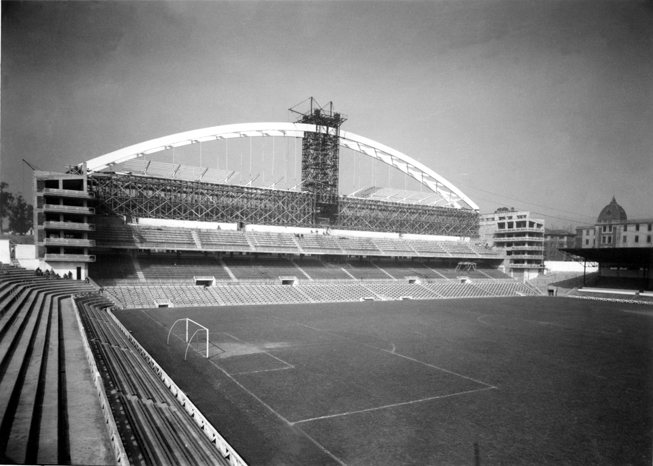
[81,123,478,210]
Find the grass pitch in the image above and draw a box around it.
[114,297,652,465]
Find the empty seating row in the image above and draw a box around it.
[422,282,490,299]
[475,267,512,279]
[473,281,540,297]
[75,296,235,465]
[105,285,224,308]
[246,232,299,251]
[439,242,477,255]
[362,283,441,300]
[294,259,353,280]
[299,284,376,302]
[89,225,136,246]
[408,240,447,255]
[138,256,232,281]
[373,261,443,280]
[104,276,540,309]
[198,230,251,250]
[89,223,504,259]
[333,237,381,254]
[295,234,342,252]
[213,285,308,306]
[88,254,139,280]
[88,254,514,286]
[0,268,100,464]
[222,257,301,280]
[372,238,415,254]
[344,261,392,279]
[135,227,196,249]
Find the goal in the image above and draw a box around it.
[167,318,209,360]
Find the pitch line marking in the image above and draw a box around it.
[479,314,623,336]
[138,310,348,466]
[378,350,497,389]
[230,366,294,376]
[291,386,497,425]
[221,332,295,370]
[263,315,497,389]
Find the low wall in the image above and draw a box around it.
[0,239,10,264]
[544,261,598,273]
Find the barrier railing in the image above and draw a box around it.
[43,204,95,214]
[44,221,95,231]
[44,238,96,247]
[106,308,248,466]
[71,297,129,466]
[42,188,95,198]
[566,294,653,306]
[44,254,96,262]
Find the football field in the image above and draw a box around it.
[115,297,652,465]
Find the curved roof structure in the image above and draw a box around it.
[79,122,478,210]
[597,196,627,223]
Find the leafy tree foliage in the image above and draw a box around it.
[7,194,34,235]
[494,207,516,213]
[0,182,14,234]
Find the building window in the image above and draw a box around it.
[648,235,651,243]
[635,236,639,243]
[636,224,640,231]
[649,224,652,231]
[623,236,627,243]
[585,239,589,245]
[607,236,612,244]
[624,225,627,231]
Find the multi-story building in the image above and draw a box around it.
[479,210,545,280]
[575,197,653,249]
[32,170,96,280]
[569,197,653,290]
[543,229,576,261]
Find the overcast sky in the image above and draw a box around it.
[2,0,652,227]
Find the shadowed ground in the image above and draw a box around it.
[115,297,652,466]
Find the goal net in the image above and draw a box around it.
[167,318,209,360]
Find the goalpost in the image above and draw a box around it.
[167,318,209,360]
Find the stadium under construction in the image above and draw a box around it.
[31,98,491,281]
[3,100,649,466]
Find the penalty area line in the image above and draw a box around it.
[291,386,497,425]
[230,366,294,376]
[382,350,497,389]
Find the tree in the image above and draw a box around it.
[7,194,33,235]
[0,182,14,234]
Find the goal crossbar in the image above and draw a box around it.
[167,318,209,359]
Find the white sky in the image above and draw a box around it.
[2,0,652,228]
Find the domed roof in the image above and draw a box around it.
[597,196,627,223]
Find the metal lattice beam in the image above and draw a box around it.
[89,174,316,227]
[78,122,478,210]
[336,197,479,237]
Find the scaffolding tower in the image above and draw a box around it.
[290,98,347,225]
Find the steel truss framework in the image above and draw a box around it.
[89,174,316,227]
[88,173,477,237]
[78,122,479,210]
[336,197,479,237]
[292,99,347,224]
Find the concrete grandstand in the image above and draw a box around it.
[2,100,572,464]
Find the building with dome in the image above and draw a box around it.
[575,197,652,249]
[564,197,652,291]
